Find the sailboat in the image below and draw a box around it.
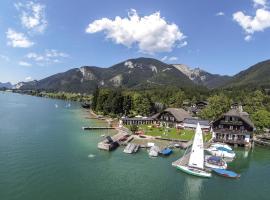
[175,123,211,178]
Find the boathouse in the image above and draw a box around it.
[154,108,191,128]
[212,107,254,146]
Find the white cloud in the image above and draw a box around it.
[14,1,47,33]
[161,56,178,62]
[25,76,33,81]
[168,56,178,61]
[25,49,69,65]
[6,28,34,48]
[161,56,168,62]
[253,0,267,7]
[233,9,270,34]
[19,61,32,66]
[233,1,270,41]
[216,12,225,16]
[245,35,252,41]
[85,9,186,54]
[0,55,9,61]
[178,41,188,48]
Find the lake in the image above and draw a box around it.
[0,92,269,200]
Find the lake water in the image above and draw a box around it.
[0,92,270,200]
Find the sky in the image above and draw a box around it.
[0,0,270,84]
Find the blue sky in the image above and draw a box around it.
[0,0,270,83]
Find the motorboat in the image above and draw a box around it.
[148,146,160,157]
[206,146,236,159]
[205,155,227,169]
[210,143,232,151]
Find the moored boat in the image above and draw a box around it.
[174,123,212,178]
[206,146,236,159]
[212,168,240,178]
[211,143,232,151]
[148,146,160,157]
[204,155,227,169]
[160,148,173,156]
[123,143,134,154]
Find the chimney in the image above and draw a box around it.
[238,105,243,113]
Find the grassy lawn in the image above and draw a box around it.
[127,124,212,141]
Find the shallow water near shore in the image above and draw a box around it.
[0,92,270,200]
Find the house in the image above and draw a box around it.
[190,101,208,115]
[181,118,210,131]
[154,108,191,128]
[121,115,157,125]
[212,107,255,146]
[121,108,191,127]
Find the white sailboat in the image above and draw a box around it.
[175,123,211,178]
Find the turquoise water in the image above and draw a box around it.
[0,92,270,200]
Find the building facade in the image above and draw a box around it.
[212,108,254,146]
[155,108,191,128]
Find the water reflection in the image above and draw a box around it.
[182,176,203,200]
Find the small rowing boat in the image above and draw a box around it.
[212,168,240,178]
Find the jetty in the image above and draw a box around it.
[254,134,270,147]
[97,131,132,151]
[82,126,115,130]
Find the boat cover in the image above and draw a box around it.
[217,147,234,153]
[212,168,239,178]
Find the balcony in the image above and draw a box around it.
[213,138,247,145]
[213,128,251,135]
[220,120,243,126]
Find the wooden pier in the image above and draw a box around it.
[254,134,270,147]
[97,131,131,151]
[82,126,115,130]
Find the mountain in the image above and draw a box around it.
[0,82,13,89]
[172,64,232,89]
[18,58,196,93]
[225,60,270,88]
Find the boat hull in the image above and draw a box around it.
[206,148,235,159]
[212,168,240,179]
[176,165,211,178]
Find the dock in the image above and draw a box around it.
[82,126,115,130]
[97,131,131,151]
[254,134,270,147]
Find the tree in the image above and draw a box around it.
[123,95,132,116]
[132,93,154,116]
[252,110,270,129]
[130,124,138,134]
[169,90,185,107]
[199,93,231,120]
[91,86,99,111]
